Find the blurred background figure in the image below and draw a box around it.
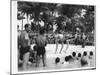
[81,33,86,48]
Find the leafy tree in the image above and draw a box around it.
[18,2,95,34]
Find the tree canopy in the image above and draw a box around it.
[17,1,95,33]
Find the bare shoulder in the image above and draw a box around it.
[21,30,27,35]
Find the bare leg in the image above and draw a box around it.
[42,54,46,67]
[23,52,30,70]
[34,51,37,62]
[55,39,58,54]
[65,40,69,53]
[59,40,64,53]
[35,55,40,67]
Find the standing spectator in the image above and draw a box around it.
[20,24,31,70]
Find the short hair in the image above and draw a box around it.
[24,24,30,28]
[83,51,87,56]
[55,57,60,63]
[78,53,81,57]
[68,55,73,60]
[90,51,93,56]
[72,52,76,57]
[65,56,69,62]
[39,28,45,35]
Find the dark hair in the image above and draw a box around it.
[33,45,37,51]
[68,55,73,60]
[72,52,76,57]
[90,51,93,56]
[55,57,60,63]
[78,53,81,57]
[83,51,87,56]
[24,24,30,28]
[40,28,45,35]
[65,56,69,62]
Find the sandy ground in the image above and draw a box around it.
[18,44,96,72]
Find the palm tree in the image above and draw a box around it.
[18,2,33,23]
